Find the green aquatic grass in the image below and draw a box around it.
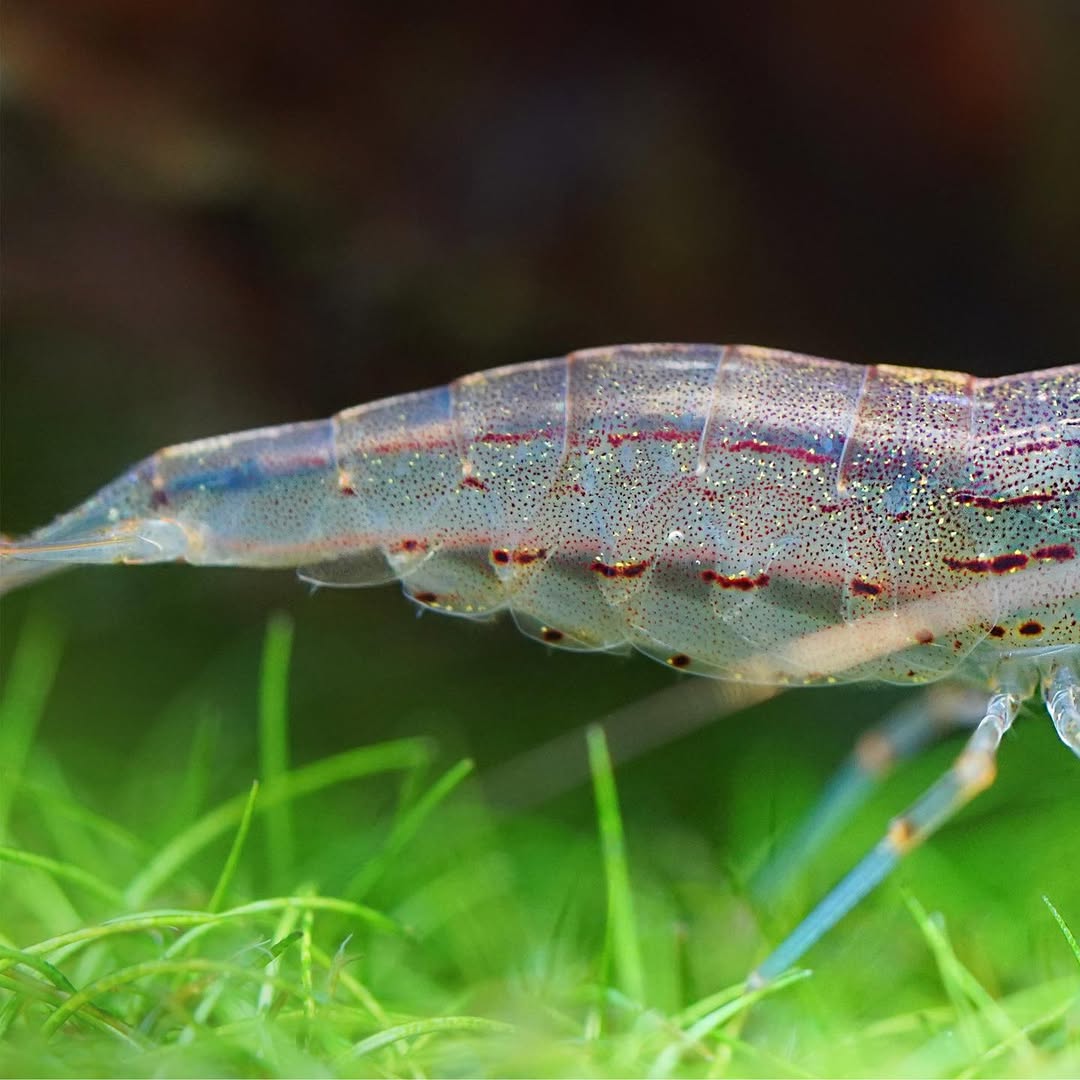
[259,615,295,892]
[588,723,645,1005]
[0,610,64,844]
[0,610,1077,1077]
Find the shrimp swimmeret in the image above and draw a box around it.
[3,343,1078,983]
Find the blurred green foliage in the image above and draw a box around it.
[0,613,1077,1075]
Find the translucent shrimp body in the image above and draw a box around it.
[4,344,1077,687]
[2,342,1079,984]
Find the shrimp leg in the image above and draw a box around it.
[748,669,1031,987]
[1044,663,1080,756]
[749,685,988,904]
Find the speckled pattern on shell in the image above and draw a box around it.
[11,345,1080,687]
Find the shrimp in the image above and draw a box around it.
[2,343,1078,981]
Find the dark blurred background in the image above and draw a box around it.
[1,4,1078,950]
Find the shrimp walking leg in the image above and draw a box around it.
[748,675,1028,987]
[750,686,988,904]
[1043,663,1080,756]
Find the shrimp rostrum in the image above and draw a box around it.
[2,344,1078,981]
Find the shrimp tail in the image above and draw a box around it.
[0,417,361,597]
[0,468,194,596]
[0,541,71,594]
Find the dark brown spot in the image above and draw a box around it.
[954,491,1055,510]
[461,476,488,491]
[990,553,1028,574]
[989,625,1006,638]
[591,559,650,578]
[851,578,883,597]
[702,570,770,590]
[945,556,992,573]
[150,488,170,508]
[726,439,832,465]
[1018,620,1044,636]
[513,547,547,565]
[944,551,1031,574]
[607,428,686,448]
[413,591,438,604]
[541,627,564,643]
[480,431,528,445]
[915,629,935,645]
[492,548,511,565]
[667,654,691,668]
[339,485,357,497]
[953,640,964,651]
[1033,544,1076,563]
[1000,439,1060,458]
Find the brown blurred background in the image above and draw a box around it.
[6,3,1080,512]
[1,4,1079,848]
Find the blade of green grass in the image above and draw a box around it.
[0,972,144,1047]
[162,894,405,956]
[160,706,222,840]
[706,1026,818,1080]
[300,904,316,1021]
[40,957,316,1038]
[1,852,84,939]
[905,891,1035,1059]
[0,977,27,1039]
[194,895,405,945]
[0,896,403,979]
[18,761,145,857]
[0,845,123,905]
[957,981,1080,1079]
[0,942,77,995]
[259,614,294,889]
[1043,895,1080,968]
[269,930,304,959]
[649,969,810,1078]
[259,897,304,1014]
[340,1015,515,1061]
[207,779,259,913]
[587,724,645,1007]
[123,737,432,906]
[316,938,389,1024]
[0,610,64,844]
[346,757,474,900]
